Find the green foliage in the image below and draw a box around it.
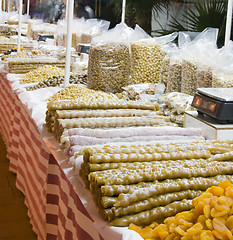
[155,0,228,46]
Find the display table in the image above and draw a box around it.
[0,69,140,240]
[184,111,233,140]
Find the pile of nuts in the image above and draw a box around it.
[87,42,130,93]
[167,61,182,93]
[212,74,233,88]
[46,84,117,102]
[181,60,197,96]
[160,56,170,86]
[20,65,65,84]
[197,65,213,88]
[26,74,87,91]
[131,40,166,84]
[1,50,43,61]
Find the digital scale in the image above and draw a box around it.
[191,88,233,124]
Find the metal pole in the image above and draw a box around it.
[17,0,23,53]
[121,0,126,23]
[65,0,68,19]
[225,0,233,45]
[64,0,74,87]
[27,0,30,15]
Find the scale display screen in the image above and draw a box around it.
[191,89,233,123]
[192,95,217,113]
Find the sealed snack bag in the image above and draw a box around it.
[87,23,133,93]
[181,28,218,95]
[131,32,177,85]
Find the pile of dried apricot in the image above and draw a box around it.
[129,180,233,240]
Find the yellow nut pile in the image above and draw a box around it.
[46,85,117,102]
[131,40,166,84]
[1,50,43,61]
[20,65,65,84]
[129,180,233,240]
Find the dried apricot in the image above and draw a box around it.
[193,202,204,220]
[225,186,233,199]
[140,226,153,239]
[206,219,213,231]
[186,222,203,235]
[174,226,185,236]
[212,230,228,240]
[212,217,227,233]
[200,230,215,240]
[129,223,142,233]
[218,196,233,207]
[210,208,229,218]
[226,215,233,230]
[203,205,211,218]
[197,215,208,229]
[207,186,224,196]
[218,180,233,190]
[165,233,176,240]
[226,229,233,240]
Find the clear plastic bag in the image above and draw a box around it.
[181,58,197,95]
[167,54,182,93]
[211,41,233,88]
[161,92,194,114]
[130,32,177,85]
[181,28,218,95]
[87,23,133,93]
[197,63,213,88]
[57,18,110,48]
[160,55,170,86]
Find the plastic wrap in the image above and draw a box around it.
[197,63,213,88]
[27,19,43,38]
[167,53,182,93]
[181,28,218,95]
[130,32,177,84]
[161,92,194,114]
[31,23,56,40]
[87,23,133,93]
[160,56,170,86]
[55,18,110,48]
[211,41,233,88]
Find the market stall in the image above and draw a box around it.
[1,3,233,239]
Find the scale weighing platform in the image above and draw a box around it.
[185,88,233,140]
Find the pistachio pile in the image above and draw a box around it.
[181,60,197,96]
[20,65,65,84]
[167,61,182,93]
[160,56,170,86]
[87,42,130,93]
[197,65,213,88]
[26,74,87,91]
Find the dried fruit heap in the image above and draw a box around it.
[129,180,233,240]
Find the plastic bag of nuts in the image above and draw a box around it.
[196,63,213,88]
[212,72,233,88]
[160,56,170,87]
[181,58,197,96]
[167,55,182,93]
[130,33,177,85]
[87,23,132,93]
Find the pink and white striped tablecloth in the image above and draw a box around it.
[0,70,115,240]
